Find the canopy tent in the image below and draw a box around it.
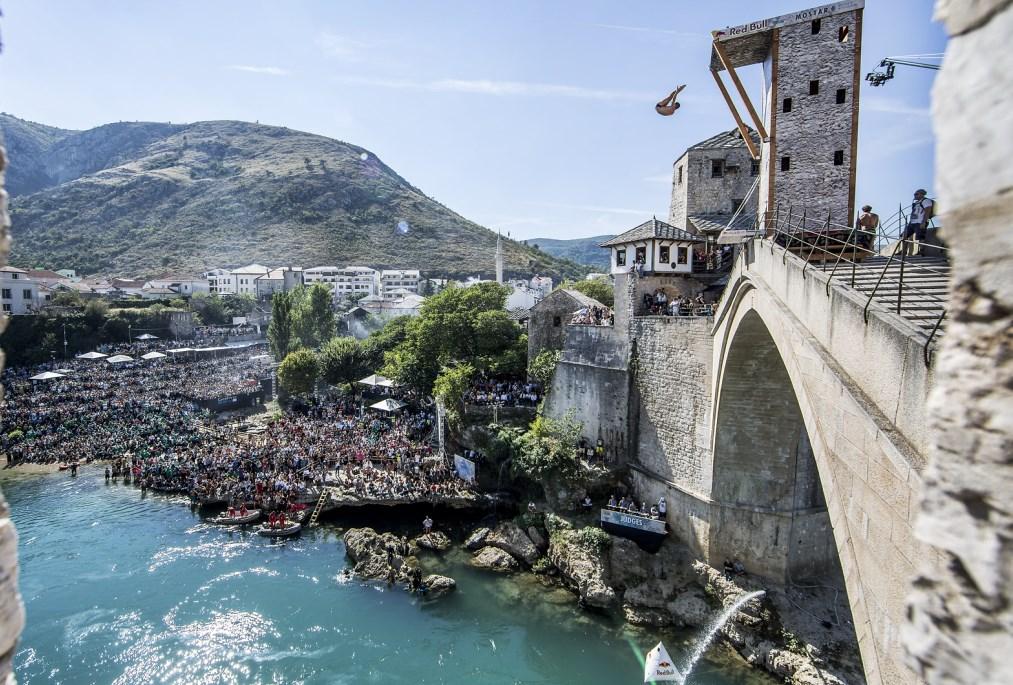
[357,374,397,389]
[30,371,66,381]
[141,351,167,360]
[76,351,108,360]
[54,368,75,375]
[135,333,159,340]
[106,354,134,364]
[369,398,406,413]
[167,348,194,354]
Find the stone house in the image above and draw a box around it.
[526,288,607,365]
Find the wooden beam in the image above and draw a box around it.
[712,39,769,141]
[710,69,760,160]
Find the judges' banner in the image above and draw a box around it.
[644,642,681,683]
[453,455,476,483]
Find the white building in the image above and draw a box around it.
[0,267,38,315]
[358,292,425,319]
[530,276,553,298]
[304,266,342,286]
[231,264,272,296]
[504,279,542,310]
[255,267,304,299]
[144,273,210,297]
[203,268,237,295]
[379,269,420,299]
[601,218,705,276]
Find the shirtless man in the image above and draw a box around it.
[855,205,879,249]
[655,85,686,116]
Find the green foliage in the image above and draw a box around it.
[514,511,545,530]
[531,557,553,574]
[291,283,336,349]
[51,291,83,307]
[360,316,411,371]
[277,349,319,396]
[268,291,294,359]
[381,283,522,394]
[433,363,475,426]
[318,336,367,393]
[496,410,583,484]
[529,349,561,389]
[575,526,611,555]
[190,292,228,325]
[82,299,109,329]
[559,279,614,307]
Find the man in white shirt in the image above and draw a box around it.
[903,189,934,255]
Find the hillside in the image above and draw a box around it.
[0,114,586,281]
[529,235,614,270]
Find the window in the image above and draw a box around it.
[2,304,10,313]
[751,160,760,176]
[659,246,670,263]
[1,289,10,300]
[22,289,32,300]
[711,159,725,178]
[781,156,791,172]
[10,273,18,280]
[811,18,821,34]
[677,166,683,184]
[782,97,793,113]
[616,249,626,267]
[838,25,850,42]
[635,246,647,263]
[809,80,820,96]
[834,150,845,166]
[836,88,847,104]
[731,199,744,213]
[677,247,688,264]
[553,316,562,327]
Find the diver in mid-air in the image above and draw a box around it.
[655,84,686,116]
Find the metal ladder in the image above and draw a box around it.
[308,487,337,527]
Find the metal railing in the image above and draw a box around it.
[755,203,949,366]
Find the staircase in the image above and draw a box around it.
[308,487,338,527]
[817,254,951,336]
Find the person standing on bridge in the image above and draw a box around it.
[902,189,934,256]
[855,205,879,249]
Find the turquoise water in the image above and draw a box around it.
[5,469,772,685]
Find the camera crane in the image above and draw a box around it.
[866,54,942,87]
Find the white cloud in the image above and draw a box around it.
[593,23,704,39]
[226,65,289,76]
[334,75,652,101]
[316,31,370,60]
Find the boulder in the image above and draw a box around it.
[415,531,451,552]
[623,603,672,628]
[485,521,539,565]
[547,528,617,610]
[464,527,490,551]
[667,586,711,628]
[423,574,456,598]
[526,526,548,553]
[343,527,406,580]
[470,546,519,573]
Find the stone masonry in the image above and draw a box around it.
[669,129,759,230]
[902,2,1013,684]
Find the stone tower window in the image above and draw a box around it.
[783,97,793,113]
[809,80,820,96]
[833,150,844,166]
[811,18,821,34]
[711,159,725,178]
[751,160,760,176]
[781,156,791,172]
[731,198,744,212]
[838,25,850,42]
[677,166,683,184]
[836,88,847,104]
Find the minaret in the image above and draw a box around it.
[495,232,504,284]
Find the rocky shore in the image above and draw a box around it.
[342,511,865,685]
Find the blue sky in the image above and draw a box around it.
[0,0,945,241]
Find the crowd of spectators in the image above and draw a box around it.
[463,379,542,407]
[642,290,714,317]
[570,305,614,326]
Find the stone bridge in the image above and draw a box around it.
[548,236,947,685]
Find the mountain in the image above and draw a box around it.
[0,114,586,281]
[528,235,614,270]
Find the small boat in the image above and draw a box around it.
[255,523,302,538]
[212,509,261,525]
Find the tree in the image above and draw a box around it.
[51,291,83,307]
[268,291,294,359]
[361,316,411,370]
[223,293,256,319]
[319,336,367,396]
[529,349,561,390]
[191,293,228,325]
[560,279,614,308]
[495,410,584,484]
[277,349,319,396]
[83,299,109,329]
[433,363,474,427]
[292,283,335,349]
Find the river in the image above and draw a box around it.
[4,468,773,685]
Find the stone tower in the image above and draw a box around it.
[495,232,504,284]
[710,0,863,226]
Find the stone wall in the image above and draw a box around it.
[527,291,584,365]
[0,143,26,682]
[544,325,631,463]
[771,8,860,223]
[669,143,757,228]
[903,3,1013,684]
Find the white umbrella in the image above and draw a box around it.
[76,351,108,360]
[54,368,75,374]
[167,348,193,354]
[369,398,406,412]
[30,371,66,381]
[141,351,167,360]
[106,354,134,364]
[357,374,396,388]
[135,333,159,340]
